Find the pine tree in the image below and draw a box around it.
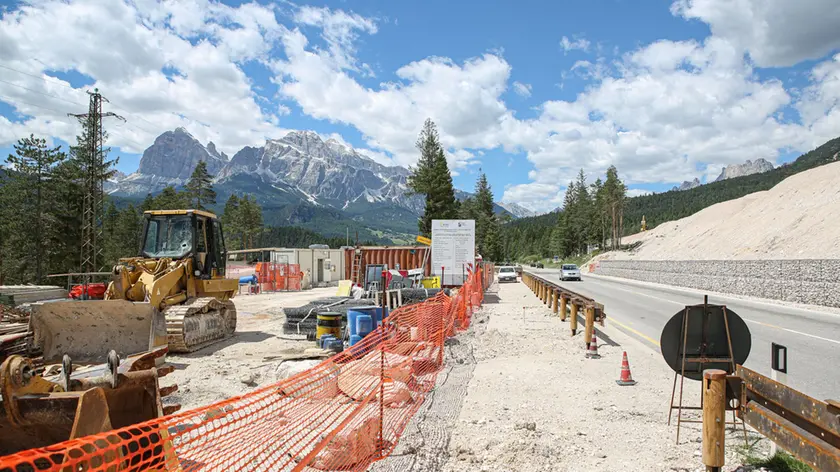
[5,135,67,283]
[472,173,502,261]
[141,186,191,211]
[185,161,216,210]
[407,119,458,236]
[459,197,476,220]
[222,195,243,250]
[603,166,626,249]
[239,196,263,249]
[407,119,440,197]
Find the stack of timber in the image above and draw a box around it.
[0,285,68,305]
[0,305,33,362]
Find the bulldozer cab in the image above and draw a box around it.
[141,210,227,279]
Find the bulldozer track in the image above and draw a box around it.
[165,298,237,353]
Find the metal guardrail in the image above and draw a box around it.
[521,271,606,345]
[734,366,840,471]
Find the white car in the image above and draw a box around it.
[560,264,581,281]
[497,266,517,283]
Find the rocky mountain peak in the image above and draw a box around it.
[672,178,701,192]
[136,127,225,180]
[498,201,536,218]
[714,158,774,182]
[206,141,228,161]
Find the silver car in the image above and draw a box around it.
[560,264,581,281]
[498,266,517,283]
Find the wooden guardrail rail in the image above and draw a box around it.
[521,271,606,345]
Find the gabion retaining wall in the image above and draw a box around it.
[593,260,840,307]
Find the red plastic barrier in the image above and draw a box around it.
[68,283,107,300]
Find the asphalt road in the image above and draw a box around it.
[528,268,840,402]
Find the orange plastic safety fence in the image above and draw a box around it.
[0,267,489,472]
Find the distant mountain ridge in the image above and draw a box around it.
[714,158,774,182]
[109,128,522,241]
[670,158,776,192]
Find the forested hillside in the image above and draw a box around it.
[504,135,840,261]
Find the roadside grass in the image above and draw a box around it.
[746,452,812,472]
[734,439,812,472]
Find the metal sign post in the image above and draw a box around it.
[769,342,788,457]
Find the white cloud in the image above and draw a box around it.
[273,19,514,169]
[560,36,591,54]
[626,188,653,197]
[512,81,532,97]
[0,0,287,155]
[501,183,565,213]
[671,0,840,67]
[294,5,378,73]
[2,0,840,217]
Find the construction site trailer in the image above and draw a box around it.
[226,247,346,289]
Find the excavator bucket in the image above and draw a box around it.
[30,300,169,363]
[0,349,181,457]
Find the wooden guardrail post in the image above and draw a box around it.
[559,295,567,321]
[570,303,578,335]
[552,290,558,315]
[584,306,595,348]
[702,369,727,472]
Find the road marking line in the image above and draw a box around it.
[592,282,685,306]
[608,316,661,347]
[587,277,840,346]
[742,318,840,345]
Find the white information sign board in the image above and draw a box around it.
[431,219,475,286]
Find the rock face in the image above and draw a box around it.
[110,129,522,224]
[714,158,774,182]
[113,128,229,195]
[216,130,422,213]
[497,201,536,218]
[672,178,701,192]
[138,128,227,180]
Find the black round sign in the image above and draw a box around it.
[660,304,751,381]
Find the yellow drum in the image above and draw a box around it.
[316,312,342,340]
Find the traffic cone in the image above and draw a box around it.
[585,332,600,359]
[616,351,637,386]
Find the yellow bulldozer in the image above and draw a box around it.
[0,209,238,455]
[103,209,239,353]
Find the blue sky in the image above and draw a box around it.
[1,0,840,212]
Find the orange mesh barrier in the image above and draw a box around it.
[0,266,489,471]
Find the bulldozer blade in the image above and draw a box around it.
[30,300,168,363]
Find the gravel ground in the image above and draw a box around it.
[408,280,770,472]
[161,286,340,411]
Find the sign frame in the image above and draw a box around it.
[431,219,475,286]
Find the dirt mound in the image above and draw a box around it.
[602,161,840,261]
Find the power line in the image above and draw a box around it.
[0,64,79,90]
[0,78,85,106]
[105,100,161,129]
[4,61,167,129]
[0,93,70,116]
